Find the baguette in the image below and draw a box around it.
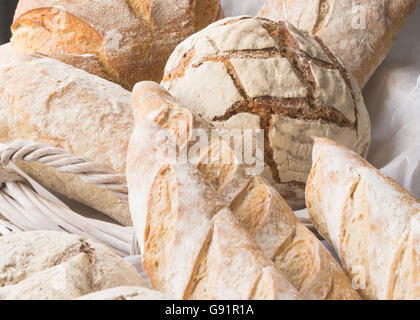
[129,82,360,300]
[258,0,419,87]
[306,137,420,300]
[0,231,145,300]
[11,0,224,89]
[0,54,133,225]
[126,120,299,300]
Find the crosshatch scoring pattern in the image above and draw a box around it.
[162,16,371,209]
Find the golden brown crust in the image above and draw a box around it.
[0,54,133,225]
[306,137,420,300]
[161,16,371,209]
[11,0,223,89]
[0,231,145,300]
[126,123,299,300]
[130,82,360,300]
[258,0,419,87]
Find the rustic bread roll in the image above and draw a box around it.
[0,231,145,300]
[161,16,371,210]
[129,82,360,300]
[77,286,173,300]
[11,0,224,89]
[0,54,134,225]
[127,116,300,300]
[258,0,418,87]
[306,138,420,300]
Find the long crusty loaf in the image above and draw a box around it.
[0,231,145,300]
[129,82,360,300]
[306,138,420,300]
[258,0,418,87]
[0,54,133,225]
[11,0,224,89]
[127,119,300,300]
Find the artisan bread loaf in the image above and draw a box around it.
[77,286,172,300]
[0,54,133,225]
[127,112,299,300]
[0,231,145,300]
[306,138,420,300]
[129,82,360,300]
[258,0,418,87]
[161,16,371,210]
[11,0,224,89]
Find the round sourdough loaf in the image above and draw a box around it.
[258,0,418,88]
[0,231,145,300]
[11,0,224,89]
[161,16,371,209]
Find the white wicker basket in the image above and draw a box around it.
[0,140,138,257]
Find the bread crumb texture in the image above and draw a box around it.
[162,16,371,209]
[11,0,223,89]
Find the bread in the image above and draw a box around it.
[161,16,371,210]
[129,81,360,300]
[77,286,173,300]
[258,0,418,88]
[11,0,224,89]
[127,109,300,300]
[306,138,420,300]
[0,54,133,225]
[0,231,145,300]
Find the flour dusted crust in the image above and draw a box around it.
[162,16,371,209]
[306,138,420,300]
[0,54,133,225]
[230,57,308,99]
[128,82,360,300]
[77,286,172,300]
[127,131,299,299]
[258,0,418,87]
[269,116,359,183]
[127,98,300,299]
[0,231,145,300]
[11,0,224,89]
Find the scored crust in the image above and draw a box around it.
[306,138,420,300]
[258,0,418,87]
[129,82,361,300]
[11,0,224,89]
[126,130,300,299]
[162,16,371,209]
